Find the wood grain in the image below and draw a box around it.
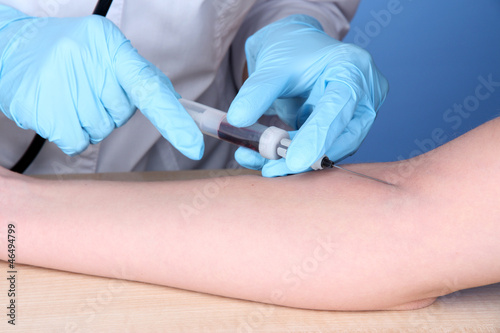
[1,262,499,332]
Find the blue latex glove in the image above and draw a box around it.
[227,14,389,177]
[0,5,203,159]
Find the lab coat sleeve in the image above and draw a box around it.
[230,0,360,87]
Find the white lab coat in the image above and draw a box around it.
[0,0,358,175]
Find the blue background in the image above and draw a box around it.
[342,0,500,163]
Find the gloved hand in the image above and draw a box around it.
[227,14,389,177]
[0,5,203,159]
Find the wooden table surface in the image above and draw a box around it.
[1,170,499,332]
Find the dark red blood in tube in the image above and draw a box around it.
[217,120,263,152]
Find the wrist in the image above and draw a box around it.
[0,5,28,29]
[277,14,324,31]
[0,5,30,53]
[248,14,325,44]
[243,14,327,76]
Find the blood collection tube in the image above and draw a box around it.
[179,99,290,160]
[179,99,393,184]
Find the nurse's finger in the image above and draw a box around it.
[35,90,90,155]
[262,159,305,178]
[236,146,300,177]
[234,147,266,170]
[73,76,116,145]
[286,81,357,171]
[113,41,204,160]
[227,69,287,127]
[324,102,376,162]
[100,64,136,129]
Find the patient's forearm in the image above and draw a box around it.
[1,119,499,311]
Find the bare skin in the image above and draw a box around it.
[0,118,499,311]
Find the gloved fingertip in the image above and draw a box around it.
[167,122,205,160]
[60,144,86,156]
[285,141,319,172]
[180,145,204,161]
[285,158,309,173]
[261,168,282,178]
[261,160,293,178]
[89,138,103,145]
[55,132,90,156]
[227,100,255,128]
[235,147,265,170]
[192,141,205,161]
[196,145,205,160]
[187,137,205,161]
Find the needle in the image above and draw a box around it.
[332,164,395,186]
[319,157,394,186]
